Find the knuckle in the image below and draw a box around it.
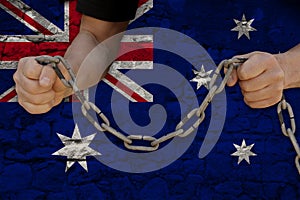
[18,100,36,114]
[261,53,277,68]
[18,100,26,110]
[27,107,42,115]
[274,70,284,82]
[248,104,256,109]
[22,59,42,79]
[248,52,261,60]
[271,83,283,94]
[274,94,282,103]
[54,95,63,105]
[243,98,253,107]
[14,86,21,97]
[243,93,252,102]
[13,72,19,83]
[244,97,263,109]
[248,101,259,109]
[42,104,53,114]
[18,57,27,67]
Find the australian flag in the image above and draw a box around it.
[0,0,300,199]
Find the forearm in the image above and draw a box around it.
[64,30,99,74]
[64,15,129,90]
[276,44,300,89]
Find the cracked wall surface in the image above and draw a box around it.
[0,0,300,199]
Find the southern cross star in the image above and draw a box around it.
[231,139,257,164]
[52,124,101,172]
[190,65,213,90]
[231,14,257,40]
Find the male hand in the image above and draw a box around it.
[13,57,72,114]
[227,52,285,108]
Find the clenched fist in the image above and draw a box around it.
[13,57,73,114]
[227,52,285,108]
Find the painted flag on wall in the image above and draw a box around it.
[0,0,300,199]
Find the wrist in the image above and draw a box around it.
[275,52,300,89]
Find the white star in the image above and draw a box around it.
[52,124,101,172]
[231,14,257,40]
[231,139,257,164]
[190,65,213,90]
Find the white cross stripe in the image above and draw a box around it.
[111,61,153,70]
[121,35,153,43]
[104,67,153,103]
[130,0,153,24]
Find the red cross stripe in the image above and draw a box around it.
[0,0,53,35]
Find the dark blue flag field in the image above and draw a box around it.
[0,0,300,199]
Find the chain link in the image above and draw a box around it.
[277,97,300,174]
[124,135,159,151]
[296,156,300,174]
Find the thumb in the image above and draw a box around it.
[226,69,238,87]
[39,65,57,88]
[226,52,255,87]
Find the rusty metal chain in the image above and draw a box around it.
[277,96,300,174]
[35,55,300,174]
[35,55,246,152]
[175,58,247,135]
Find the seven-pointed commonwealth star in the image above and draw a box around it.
[231,139,257,164]
[231,14,257,40]
[52,124,101,172]
[190,65,213,90]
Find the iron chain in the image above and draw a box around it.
[35,55,246,152]
[36,55,300,174]
[277,96,300,174]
